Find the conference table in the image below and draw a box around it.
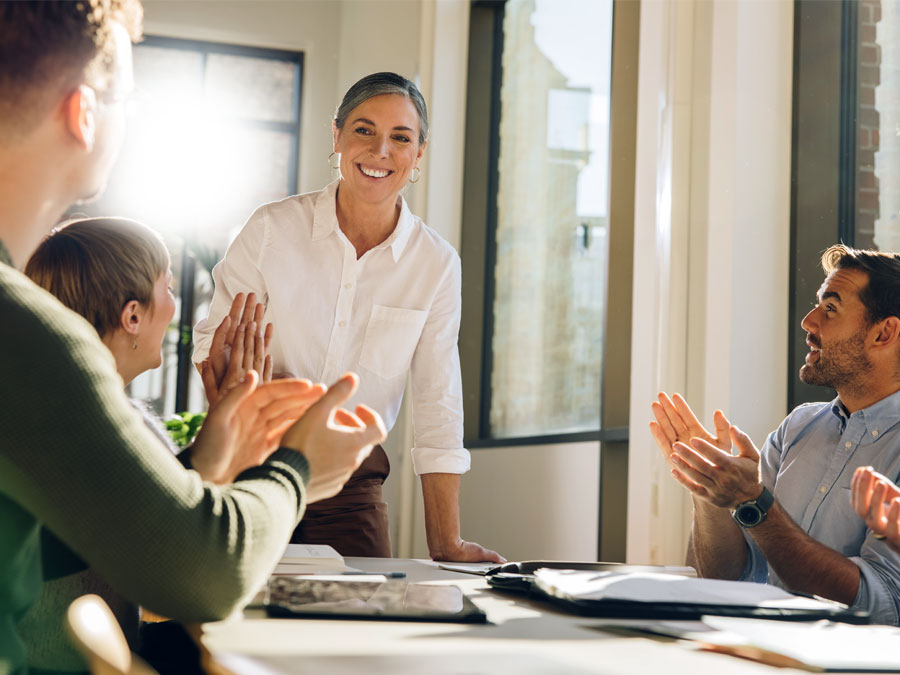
[197,557,836,675]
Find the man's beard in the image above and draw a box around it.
[799,327,873,389]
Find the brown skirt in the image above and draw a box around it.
[291,443,392,557]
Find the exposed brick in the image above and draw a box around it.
[860,24,876,43]
[859,64,881,87]
[858,149,876,169]
[872,127,880,149]
[859,106,880,128]
[860,44,881,65]
[859,1,873,24]
[860,85,876,105]
[858,169,877,189]
[874,0,882,23]
[857,188,880,212]
[859,127,871,148]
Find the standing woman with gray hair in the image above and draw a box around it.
[194,72,503,563]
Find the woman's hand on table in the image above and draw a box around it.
[202,292,273,411]
[421,473,506,563]
[189,372,326,484]
[430,539,506,564]
[280,372,387,503]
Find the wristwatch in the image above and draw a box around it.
[732,486,775,528]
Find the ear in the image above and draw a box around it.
[63,85,97,151]
[332,120,341,153]
[416,138,427,161]
[873,316,900,350]
[119,299,145,336]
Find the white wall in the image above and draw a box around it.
[457,442,600,562]
[627,0,794,564]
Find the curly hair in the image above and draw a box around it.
[0,0,143,141]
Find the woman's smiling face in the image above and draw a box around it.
[333,93,425,207]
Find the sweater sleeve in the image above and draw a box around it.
[0,269,308,622]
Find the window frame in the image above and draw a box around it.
[788,0,858,411]
[136,36,304,411]
[459,0,632,450]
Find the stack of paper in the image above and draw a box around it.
[271,544,349,575]
[699,616,900,671]
[534,569,838,609]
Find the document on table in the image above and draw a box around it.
[271,544,355,575]
[534,569,845,612]
[700,616,900,671]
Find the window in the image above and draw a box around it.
[461,0,615,443]
[790,0,893,409]
[67,37,303,414]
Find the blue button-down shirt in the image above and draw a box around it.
[740,389,900,624]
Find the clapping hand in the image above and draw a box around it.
[279,372,387,504]
[649,393,762,508]
[189,371,327,484]
[201,292,273,411]
[852,466,900,553]
[649,393,731,460]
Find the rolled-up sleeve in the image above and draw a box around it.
[192,206,270,366]
[848,535,900,624]
[738,536,770,584]
[408,251,470,475]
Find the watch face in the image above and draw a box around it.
[735,504,762,527]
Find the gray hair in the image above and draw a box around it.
[334,72,429,146]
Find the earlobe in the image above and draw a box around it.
[64,85,96,151]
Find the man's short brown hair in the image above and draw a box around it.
[25,217,169,339]
[822,244,900,325]
[0,0,143,141]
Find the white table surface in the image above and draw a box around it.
[199,557,833,675]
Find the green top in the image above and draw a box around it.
[0,242,310,674]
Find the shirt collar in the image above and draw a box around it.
[830,388,900,430]
[0,239,11,267]
[312,179,415,263]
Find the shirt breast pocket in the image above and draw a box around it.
[359,305,428,380]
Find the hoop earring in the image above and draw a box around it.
[328,152,341,170]
[409,167,421,184]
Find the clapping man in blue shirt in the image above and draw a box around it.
[651,244,900,625]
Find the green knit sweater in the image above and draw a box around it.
[0,242,310,674]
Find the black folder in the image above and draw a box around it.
[487,567,870,624]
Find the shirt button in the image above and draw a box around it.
[819,485,827,493]
[872,429,880,437]
[844,441,852,449]
[339,321,346,327]
[345,283,353,289]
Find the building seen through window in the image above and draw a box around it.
[487,0,613,438]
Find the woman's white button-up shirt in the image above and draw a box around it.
[192,180,470,475]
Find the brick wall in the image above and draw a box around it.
[857,0,880,249]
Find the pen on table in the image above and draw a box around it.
[315,571,406,578]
